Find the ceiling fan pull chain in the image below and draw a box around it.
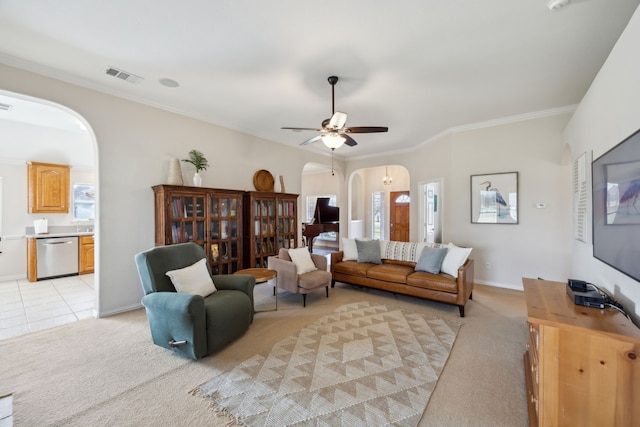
[331,148,335,176]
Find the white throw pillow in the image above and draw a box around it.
[441,243,472,278]
[342,238,359,261]
[288,247,318,274]
[165,258,217,297]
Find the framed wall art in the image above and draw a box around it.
[470,172,518,224]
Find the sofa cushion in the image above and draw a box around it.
[381,241,420,262]
[298,269,332,290]
[407,272,458,293]
[332,260,373,277]
[341,238,359,261]
[165,258,217,297]
[355,239,382,264]
[415,247,448,274]
[441,243,472,278]
[288,247,318,274]
[367,264,414,284]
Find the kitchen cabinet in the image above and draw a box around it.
[27,161,71,213]
[79,235,95,274]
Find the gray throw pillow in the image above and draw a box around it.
[355,239,382,264]
[414,247,448,274]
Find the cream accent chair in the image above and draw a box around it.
[267,248,331,307]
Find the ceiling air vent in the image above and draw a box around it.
[105,66,143,84]
[0,102,12,111]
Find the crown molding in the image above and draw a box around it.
[349,105,577,162]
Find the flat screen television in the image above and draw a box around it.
[592,128,640,282]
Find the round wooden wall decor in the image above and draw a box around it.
[253,169,275,191]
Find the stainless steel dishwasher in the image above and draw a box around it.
[36,236,79,279]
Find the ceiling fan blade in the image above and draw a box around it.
[300,135,323,146]
[343,134,358,147]
[282,126,323,132]
[344,126,388,134]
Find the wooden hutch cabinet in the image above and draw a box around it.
[243,191,298,268]
[153,185,244,274]
[522,278,640,427]
[27,161,71,213]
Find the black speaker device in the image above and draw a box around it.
[566,281,606,309]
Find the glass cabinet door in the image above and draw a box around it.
[209,194,242,274]
[277,197,297,250]
[169,195,205,244]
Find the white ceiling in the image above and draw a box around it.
[0,0,638,161]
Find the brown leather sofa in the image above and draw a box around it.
[330,251,474,317]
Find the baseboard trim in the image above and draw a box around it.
[0,274,27,282]
[96,303,143,318]
[474,279,523,291]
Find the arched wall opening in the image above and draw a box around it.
[347,165,410,241]
[0,89,100,315]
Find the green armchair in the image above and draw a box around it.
[135,243,255,360]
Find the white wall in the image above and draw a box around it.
[564,7,640,320]
[0,63,336,316]
[347,113,574,290]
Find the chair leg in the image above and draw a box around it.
[302,294,307,307]
[325,286,329,298]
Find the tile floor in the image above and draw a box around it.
[0,274,95,341]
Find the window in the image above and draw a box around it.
[306,195,337,240]
[73,184,95,221]
[372,191,384,240]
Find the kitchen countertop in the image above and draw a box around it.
[25,225,94,239]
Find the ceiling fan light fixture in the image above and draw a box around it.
[322,133,346,149]
[328,112,347,130]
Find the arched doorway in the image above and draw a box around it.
[0,89,99,337]
[347,165,410,241]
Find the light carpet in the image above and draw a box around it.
[196,301,461,426]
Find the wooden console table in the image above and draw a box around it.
[522,278,640,427]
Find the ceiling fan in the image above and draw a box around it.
[282,76,388,150]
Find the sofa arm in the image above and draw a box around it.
[214,273,254,299]
[141,292,207,359]
[311,253,328,271]
[330,251,344,269]
[268,256,299,294]
[213,274,255,322]
[457,258,475,301]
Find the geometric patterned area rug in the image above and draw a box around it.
[195,301,461,426]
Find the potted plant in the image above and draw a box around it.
[182,149,209,187]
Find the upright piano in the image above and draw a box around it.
[302,197,339,252]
